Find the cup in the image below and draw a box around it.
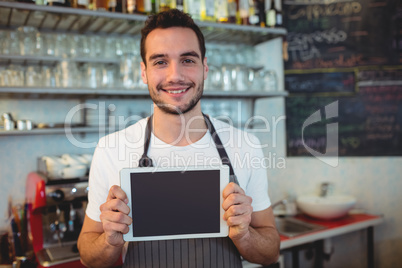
[41,65,57,87]
[56,60,79,88]
[120,53,141,89]
[25,66,42,87]
[2,31,20,55]
[16,120,27,130]
[3,118,15,131]
[17,26,39,56]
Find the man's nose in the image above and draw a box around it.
[167,62,184,82]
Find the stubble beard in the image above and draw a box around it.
[149,80,204,115]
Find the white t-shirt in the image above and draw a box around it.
[86,117,271,222]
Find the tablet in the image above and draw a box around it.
[120,165,229,242]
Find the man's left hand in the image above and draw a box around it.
[222,182,253,241]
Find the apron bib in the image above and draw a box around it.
[123,114,242,268]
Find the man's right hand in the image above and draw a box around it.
[99,185,132,247]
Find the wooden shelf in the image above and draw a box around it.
[0,1,286,45]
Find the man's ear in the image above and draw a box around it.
[203,57,209,81]
[141,62,148,84]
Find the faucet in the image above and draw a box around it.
[272,198,288,210]
[320,182,333,197]
[271,196,297,216]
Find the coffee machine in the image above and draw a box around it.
[26,172,88,268]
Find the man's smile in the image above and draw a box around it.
[158,84,193,95]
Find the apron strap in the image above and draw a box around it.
[138,115,154,167]
[203,114,239,185]
[138,114,239,185]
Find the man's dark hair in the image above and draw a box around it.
[140,9,206,65]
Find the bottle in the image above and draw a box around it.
[200,0,215,21]
[227,0,237,23]
[176,0,184,11]
[265,0,276,27]
[238,0,250,25]
[159,0,174,12]
[76,0,89,8]
[215,0,229,23]
[137,0,152,14]
[108,0,117,11]
[275,0,282,27]
[94,0,110,10]
[47,0,71,7]
[184,0,201,20]
[249,0,264,27]
[126,0,135,13]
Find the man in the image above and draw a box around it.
[77,9,280,268]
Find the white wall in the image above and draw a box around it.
[253,96,402,268]
[254,36,402,268]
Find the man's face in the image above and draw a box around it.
[141,27,208,115]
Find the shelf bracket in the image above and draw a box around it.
[23,10,33,26]
[6,7,12,28]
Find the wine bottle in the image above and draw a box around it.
[215,0,229,23]
[238,0,250,25]
[176,0,184,11]
[200,0,215,21]
[227,0,237,23]
[159,0,174,12]
[265,0,276,27]
[249,0,264,27]
[47,0,71,7]
[137,0,152,14]
[127,0,135,13]
[275,0,282,27]
[185,0,201,20]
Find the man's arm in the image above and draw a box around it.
[77,186,132,268]
[222,182,280,266]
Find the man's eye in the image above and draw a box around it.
[183,59,195,64]
[154,61,166,65]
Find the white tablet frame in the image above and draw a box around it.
[120,165,229,242]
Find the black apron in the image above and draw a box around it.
[123,114,242,268]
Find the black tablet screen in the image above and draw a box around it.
[130,169,221,237]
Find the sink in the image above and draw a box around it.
[275,217,326,237]
[297,195,356,220]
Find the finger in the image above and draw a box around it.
[222,182,245,199]
[107,185,129,204]
[100,210,133,226]
[103,219,131,234]
[100,198,130,215]
[222,194,252,211]
[223,204,252,220]
[226,214,251,228]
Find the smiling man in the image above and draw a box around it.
[77,9,280,268]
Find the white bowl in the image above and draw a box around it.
[297,195,356,220]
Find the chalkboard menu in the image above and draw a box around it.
[284,0,402,156]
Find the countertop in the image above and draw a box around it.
[279,213,383,250]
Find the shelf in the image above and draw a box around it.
[0,2,286,45]
[0,120,274,136]
[0,54,120,65]
[0,87,288,99]
[0,126,102,136]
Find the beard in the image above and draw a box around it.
[148,80,204,115]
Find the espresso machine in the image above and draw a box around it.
[26,172,88,268]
